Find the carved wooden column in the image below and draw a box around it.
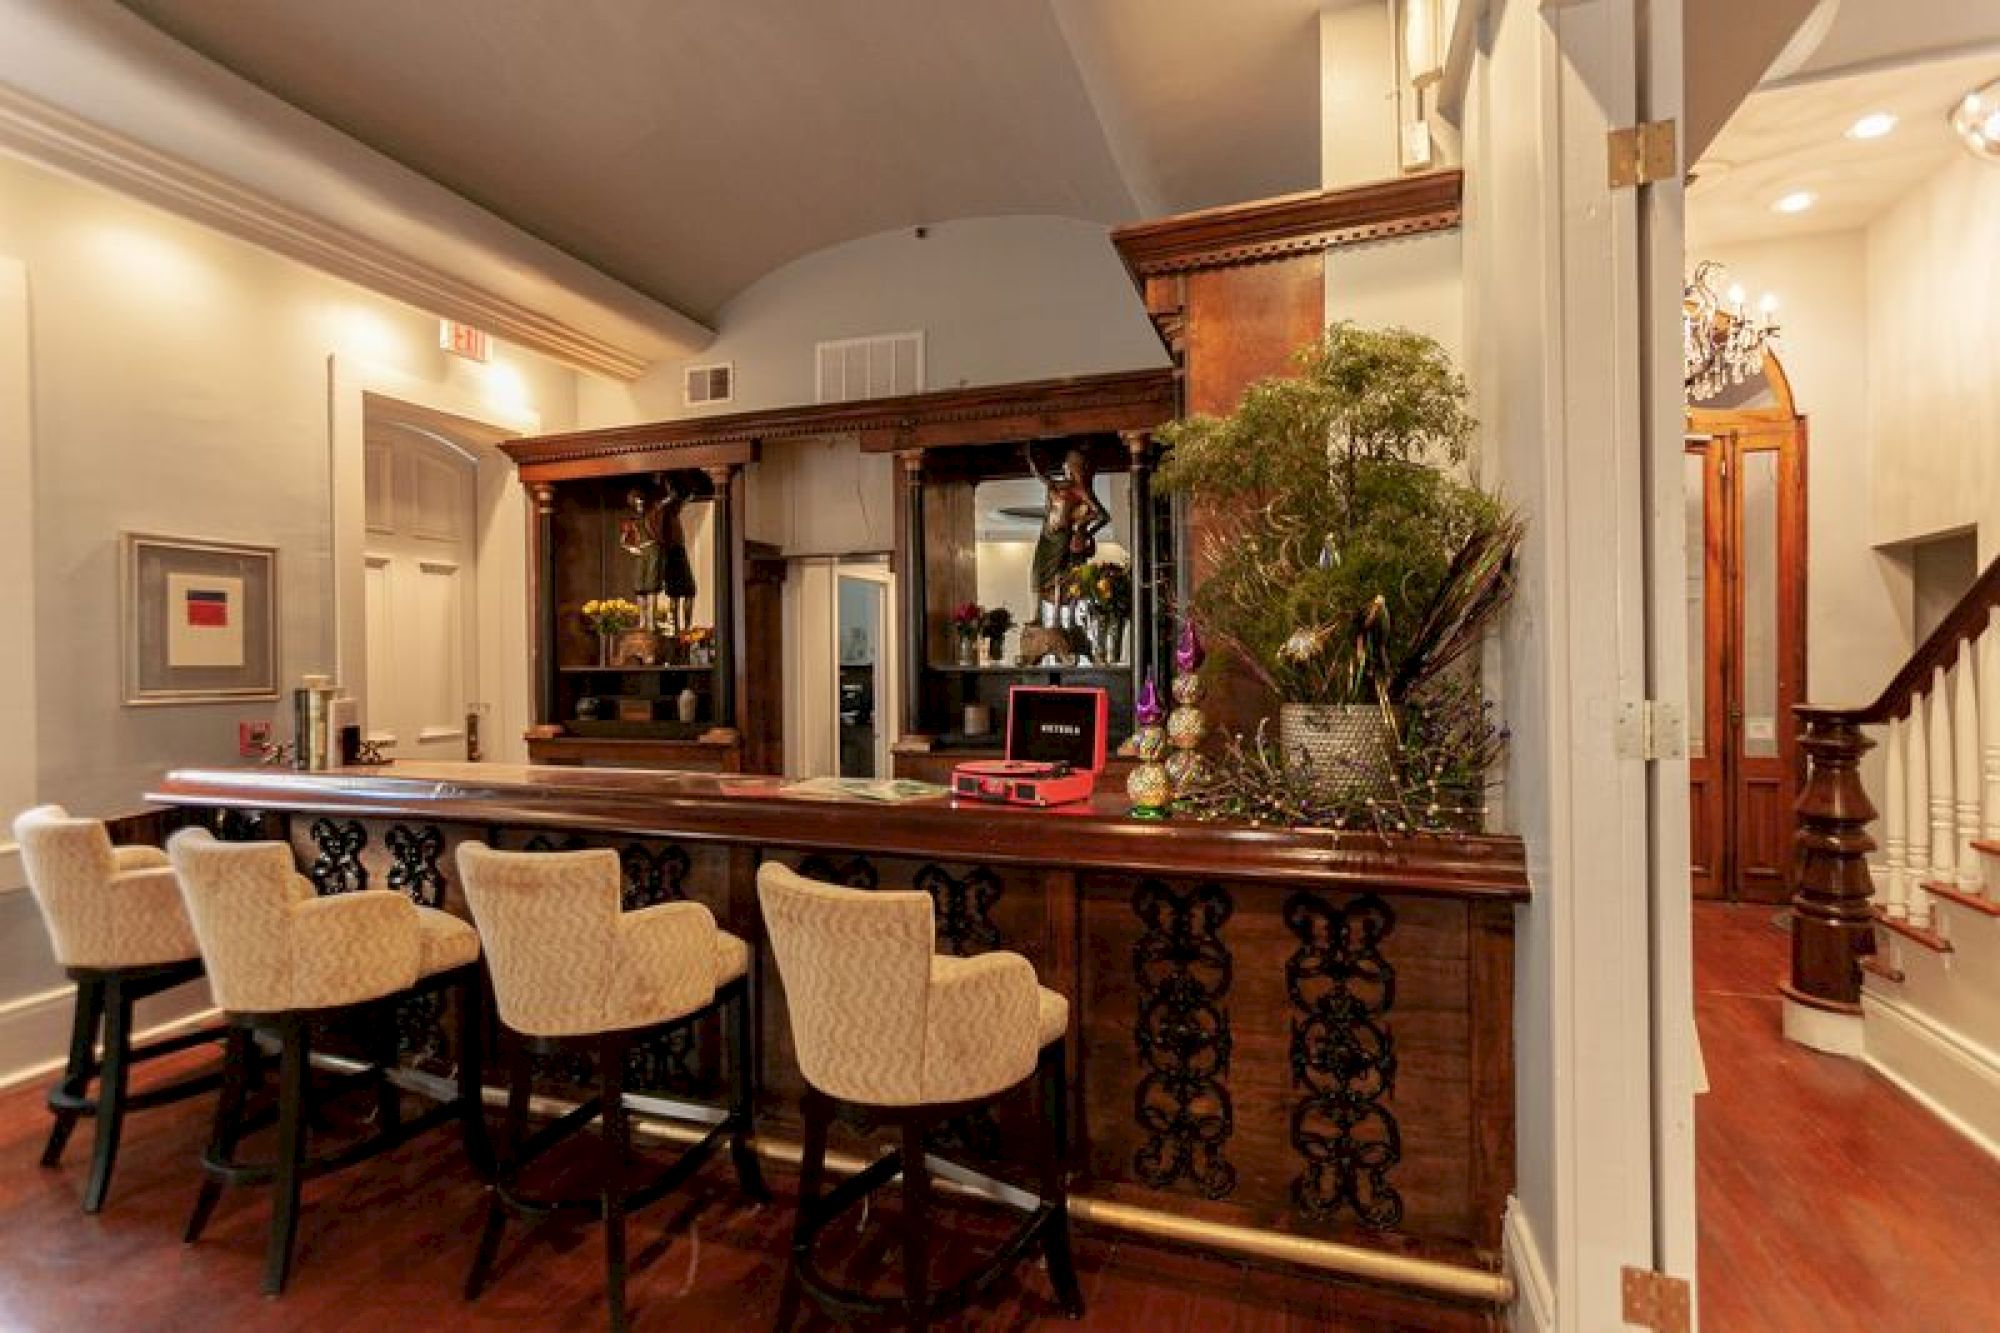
[1786,706,1878,1011]
[1122,430,1155,699]
[528,481,557,728]
[705,464,738,729]
[898,450,928,741]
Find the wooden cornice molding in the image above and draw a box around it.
[1110,170,1464,284]
[0,84,665,381]
[502,367,1179,480]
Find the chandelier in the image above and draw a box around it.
[1684,260,1779,402]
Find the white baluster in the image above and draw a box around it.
[1929,664,1957,903]
[1907,693,1933,927]
[1882,716,1908,919]
[1955,652,1984,890]
[1982,611,2000,897]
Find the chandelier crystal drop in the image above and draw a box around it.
[1684,260,1779,402]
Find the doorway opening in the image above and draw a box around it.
[1686,350,1807,902]
[331,367,536,766]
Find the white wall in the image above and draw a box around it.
[1703,231,1910,707]
[1867,153,2000,563]
[0,150,581,818]
[1326,231,1466,364]
[578,216,1169,559]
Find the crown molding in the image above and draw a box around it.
[0,82,664,380]
[1110,170,1464,284]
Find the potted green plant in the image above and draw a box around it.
[1066,560,1132,664]
[1156,323,1520,802]
[979,606,1015,663]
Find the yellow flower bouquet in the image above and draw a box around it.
[581,598,643,636]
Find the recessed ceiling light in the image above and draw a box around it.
[1846,112,1897,140]
[1771,190,1817,215]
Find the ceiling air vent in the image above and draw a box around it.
[816,331,924,404]
[684,362,733,406]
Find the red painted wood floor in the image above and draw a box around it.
[1695,901,2000,1332]
[0,1054,1493,1331]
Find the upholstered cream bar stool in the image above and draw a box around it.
[12,807,225,1213]
[166,828,492,1296]
[455,842,766,1333]
[757,862,1083,1331]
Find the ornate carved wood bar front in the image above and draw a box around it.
[148,761,1525,1308]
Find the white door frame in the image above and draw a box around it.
[835,562,897,779]
[328,356,540,764]
[0,257,35,890]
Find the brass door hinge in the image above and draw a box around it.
[1608,120,1678,189]
[1622,1266,1691,1332]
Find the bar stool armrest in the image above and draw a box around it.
[610,901,720,1026]
[113,845,171,872]
[922,951,1040,1103]
[290,891,421,1008]
[105,865,201,965]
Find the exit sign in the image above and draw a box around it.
[439,319,491,362]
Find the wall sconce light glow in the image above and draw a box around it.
[335,307,406,364]
[1771,190,1817,215]
[481,360,529,413]
[1845,112,1897,141]
[1951,78,2000,160]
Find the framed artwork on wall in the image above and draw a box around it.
[122,533,279,705]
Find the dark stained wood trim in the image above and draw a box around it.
[147,763,1529,902]
[1874,907,1952,954]
[1109,170,1463,286]
[1917,879,2000,918]
[499,369,1178,478]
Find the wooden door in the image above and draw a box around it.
[362,427,478,761]
[1686,426,1807,901]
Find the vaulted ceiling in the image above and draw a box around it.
[117,0,1327,325]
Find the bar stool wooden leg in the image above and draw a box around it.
[43,980,103,1168]
[900,1118,931,1333]
[1038,1042,1083,1317]
[775,1090,831,1331]
[186,1028,254,1244]
[467,1040,533,1301]
[263,1018,312,1296]
[600,1037,631,1333]
[726,981,767,1202]
[457,973,494,1180]
[81,979,133,1214]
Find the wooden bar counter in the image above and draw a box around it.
[148,761,1526,1309]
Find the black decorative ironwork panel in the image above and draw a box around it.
[625,1028,700,1096]
[618,842,691,910]
[522,832,589,854]
[1284,891,1401,1229]
[914,864,1003,956]
[384,824,447,909]
[308,819,368,895]
[1130,880,1236,1199]
[796,853,878,889]
[213,808,272,842]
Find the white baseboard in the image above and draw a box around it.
[1782,995,1865,1058]
[1862,990,2000,1165]
[1503,1196,1555,1333]
[0,979,217,1094]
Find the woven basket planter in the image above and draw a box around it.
[1278,703,1398,802]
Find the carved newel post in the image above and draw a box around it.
[1786,706,1878,1012]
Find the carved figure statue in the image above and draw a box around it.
[1026,444,1110,628]
[618,477,698,634]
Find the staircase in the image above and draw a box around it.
[1786,554,2000,1153]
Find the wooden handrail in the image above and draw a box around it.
[1802,552,2000,726]
[1787,550,2000,1011]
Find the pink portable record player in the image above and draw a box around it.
[950,685,1109,808]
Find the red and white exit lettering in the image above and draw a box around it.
[439,319,491,362]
